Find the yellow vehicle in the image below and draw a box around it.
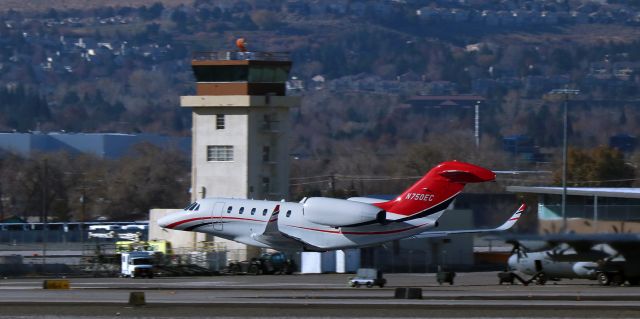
[116,240,172,254]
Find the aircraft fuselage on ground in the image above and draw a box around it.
[159,161,524,251]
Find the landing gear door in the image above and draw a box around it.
[213,202,225,231]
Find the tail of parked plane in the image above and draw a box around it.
[374,161,495,221]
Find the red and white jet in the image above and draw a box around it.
[158,161,525,251]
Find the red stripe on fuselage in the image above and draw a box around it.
[166,216,265,229]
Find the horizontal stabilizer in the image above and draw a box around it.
[412,203,526,238]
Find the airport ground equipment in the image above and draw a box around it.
[436,269,456,285]
[504,234,640,286]
[227,252,296,275]
[497,271,548,286]
[115,240,173,254]
[349,268,386,288]
[121,251,155,278]
[80,242,119,277]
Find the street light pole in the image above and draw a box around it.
[41,159,48,267]
[549,88,580,232]
[474,100,481,148]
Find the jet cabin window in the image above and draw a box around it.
[227,206,233,214]
[286,210,292,218]
[250,208,256,215]
[239,207,245,214]
[262,209,268,216]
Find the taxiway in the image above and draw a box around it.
[1,272,639,318]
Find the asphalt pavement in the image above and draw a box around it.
[1,272,639,318]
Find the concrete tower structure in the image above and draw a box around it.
[180,50,299,259]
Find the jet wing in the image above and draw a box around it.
[252,204,302,250]
[412,203,526,238]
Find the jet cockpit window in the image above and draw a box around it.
[184,202,198,211]
[227,206,233,214]
[191,203,200,211]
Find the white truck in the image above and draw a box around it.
[121,251,155,278]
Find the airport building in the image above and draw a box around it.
[507,186,640,233]
[0,132,190,159]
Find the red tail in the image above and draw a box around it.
[374,161,495,220]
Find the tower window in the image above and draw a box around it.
[207,145,233,161]
[216,114,225,129]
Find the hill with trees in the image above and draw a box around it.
[2,0,640,220]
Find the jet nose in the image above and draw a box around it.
[157,215,174,229]
[507,254,518,271]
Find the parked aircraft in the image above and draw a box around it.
[506,233,640,285]
[158,161,525,251]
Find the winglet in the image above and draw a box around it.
[495,203,526,231]
[264,204,281,234]
[411,203,526,238]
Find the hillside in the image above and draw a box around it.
[1,0,640,191]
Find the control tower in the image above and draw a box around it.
[181,49,299,259]
[182,50,299,202]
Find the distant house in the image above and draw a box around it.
[405,95,484,109]
[613,62,640,80]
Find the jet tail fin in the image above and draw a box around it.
[374,161,495,221]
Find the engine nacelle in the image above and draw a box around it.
[303,197,385,227]
[572,261,598,278]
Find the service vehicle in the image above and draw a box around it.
[121,251,155,278]
[349,268,386,288]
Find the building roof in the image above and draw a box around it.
[507,186,640,199]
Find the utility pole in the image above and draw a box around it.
[549,88,580,232]
[41,159,48,266]
[329,174,336,196]
[80,175,86,245]
[474,100,481,148]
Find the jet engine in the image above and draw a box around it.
[572,262,598,277]
[303,197,385,227]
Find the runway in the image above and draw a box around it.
[1,272,640,318]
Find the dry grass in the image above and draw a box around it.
[0,0,193,12]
